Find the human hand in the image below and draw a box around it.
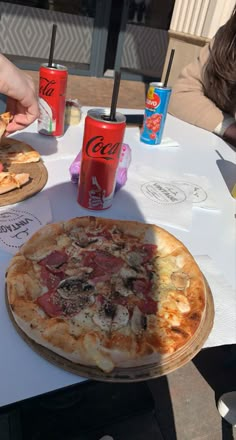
[0,54,39,134]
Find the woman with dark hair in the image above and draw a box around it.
[168,6,236,148]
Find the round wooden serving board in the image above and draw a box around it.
[5,277,214,383]
[0,138,48,207]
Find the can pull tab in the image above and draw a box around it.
[102,114,117,122]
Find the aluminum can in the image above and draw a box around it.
[38,63,68,137]
[140,82,171,145]
[77,109,126,210]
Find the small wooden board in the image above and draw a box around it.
[5,277,214,383]
[0,138,48,207]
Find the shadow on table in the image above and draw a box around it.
[215,152,236,197]
[193,344,236,440]
[8,131,58,156]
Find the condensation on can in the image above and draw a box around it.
[77,109,126,210]
[38,63,68,137]
[140,82,172,145]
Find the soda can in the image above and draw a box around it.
[77,109,126,210]
[38,63,68,137]
[140,82,171,145]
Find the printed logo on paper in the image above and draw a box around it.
[173,181,207,203]
[0,209,42,250]
[141,181,186,204]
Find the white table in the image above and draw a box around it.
[0,107,235,408]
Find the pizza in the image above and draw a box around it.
[6,216,207,373]
[0,171,30,194]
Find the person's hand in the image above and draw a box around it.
[0,54,39,134]
[222,122,236,149]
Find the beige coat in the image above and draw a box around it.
[168,37,235,135]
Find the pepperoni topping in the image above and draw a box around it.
[95,250,124,273]
[36,291,63,317]
[40,266,64,290]
[39,250,68,268]
[139,297,157,315]
[140,244,157,263]
[82,250,124,277]
[133,279,152,296]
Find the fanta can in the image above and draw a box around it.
[140,82,171,145]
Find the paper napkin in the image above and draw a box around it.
[0,194,52,254]
[125,165,193,230]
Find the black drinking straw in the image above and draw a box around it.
[163,48,175,87]
[109,71,121,121]
[48,24,57,67]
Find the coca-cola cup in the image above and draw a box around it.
[77,109,126,210]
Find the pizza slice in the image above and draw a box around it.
[0,171,30,195]
[0,112,13,138]
[0,141,41,164]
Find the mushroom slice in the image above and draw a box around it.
[126,251,142,268]
[93,303,129,332]
[112,278,133,297]
[171,271,190,290]
[120,267,139,280]
[131,306,147,335]
[57,277,94,299]
[111,304,129,331]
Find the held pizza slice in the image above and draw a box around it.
[0,112,13,138]
[0,171,30,194]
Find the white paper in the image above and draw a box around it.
[175,174,218,210]
[125,165,193,230]
[195,255,236,348]
[0,194,52,254]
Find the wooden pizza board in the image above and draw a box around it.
[5,277,214,383]
[0,138,48,207]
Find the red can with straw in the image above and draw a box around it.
[77,109,126,210]
[38,63,68,136]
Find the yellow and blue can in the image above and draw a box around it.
[140,82,172,145]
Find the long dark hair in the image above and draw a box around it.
[203,5,236,114]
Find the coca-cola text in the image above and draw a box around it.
[85,135,121,160]
[39,77,56,97]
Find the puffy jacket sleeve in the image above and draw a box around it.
[168,38,234,134]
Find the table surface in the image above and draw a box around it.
[0,107,235,408]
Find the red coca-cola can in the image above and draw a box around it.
[38,63,68,137]
[77,109,126,210]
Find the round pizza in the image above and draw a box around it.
[6,216,207,373]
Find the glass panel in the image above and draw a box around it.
[0,0,98,72]
[128,0,174,29]
[120,0,175,79]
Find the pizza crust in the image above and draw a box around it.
[6,216,207,373]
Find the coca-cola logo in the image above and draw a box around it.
[39,77,56,97]
[85,136,121,160]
